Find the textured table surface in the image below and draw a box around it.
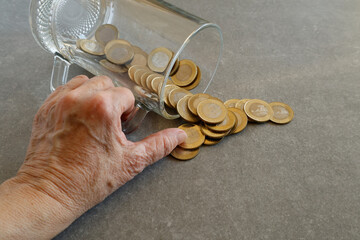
[1,1,360,239]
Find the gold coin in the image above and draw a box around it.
[203,137,223,146]
[126,46,148,68]
[128,65,148,81]
[146,73,161,91]
[171,59,198,87]
[269,102,294,124]
[95,24,119,45]
[171,147,200,161]
[148,47,173,73]
[170,57,180,76]
[178,124,205,150]
[80,40,105,55]
[151,76,164,93]
[227,108,248,134]
[224,99,241,108]
[177,95,200,123]
[164,85,179,107]
[244,99,274,123]
[206,110,236,132]
[197,99,227,124]
[105,39,134,64]
[168,88,192,108]
[100,59,128,73]
[235,99,251,111]
[200,125,229,139]
[188,93,212,116]
[140,71,153,89]
[133,69,149,86]
[76,39,85,49]
[183,66,202,91]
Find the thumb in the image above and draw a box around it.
[132,128,187,165]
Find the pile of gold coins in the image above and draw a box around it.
[76,24,294,161]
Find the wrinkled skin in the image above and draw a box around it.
[0,75,186,239]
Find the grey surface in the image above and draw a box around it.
[1,0,360,239]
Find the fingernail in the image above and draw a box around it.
[177,129,187,143]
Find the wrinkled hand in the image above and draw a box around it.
[0,75,186,239]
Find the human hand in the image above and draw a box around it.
[0,75,186,239]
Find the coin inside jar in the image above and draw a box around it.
[171,59,198,87]
[197,99,227,124]
[206,110,236,132]
[188,93,212,116]
[171,147,200,161]
[80,40,105,55]
[168,88,192,108]
[227,108,248,134]
[151,76,164,93]
[95,24,119,45]
[133,69,149,86]
[100,59,128,73]
[170,57,180,76]
[224,99,241,108]
[269,102,294,124]
[164,85,179,107]
[178,124,205,149]
[148,47,173,73]
[128,65,148,81]
[235,99,251,111]
[177,95,200,123]
[183,66,202,91]
[105,39,134,64]
[127,46,148,68]
[140,71,153,89]
[244,99,274,122]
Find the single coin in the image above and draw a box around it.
[178,124,205,150]
[172,59,198,87]
[168,88,192,108]
[133,69,149,86]
[177,95,200,123]
[170,57,180,76]
[128,65,148,81]
[95,24,119,45]
[224,99,241,108]
[183,66,202,91]
[127,46,148,68]
[269,102,294,124]
[244,99,274,123]
[140,71,153,89]
[164,85,179,107]
[148,47,173,73]
[200,125,229,139]
[151,76,164,93]
[197,99,227,124]
[235,99,251,111]
[100,59,128,73]
[188,93,212,116]
[204,137,223,146]
[206,110,236,132]
[105,39,134,64]
[80,40,105,55]
[76,39,85,49]
[228,108,248,134]
[171,147,200,161]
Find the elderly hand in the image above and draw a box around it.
[0,75,186,239]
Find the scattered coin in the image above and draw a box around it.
[177,95,200,123]
[105,39,134,64]
[197,99,227,124]
[200,125,230,139]
[206,110,236,132]
[203,137,223,146]
[183,66,202,91]
[172,59,198,87]
[178,124,205,149]
[171,147,200,161]
[100,59,128,73]
[269,102,294,124]
[244,99,274,123]
[148,47,173,73]
[188,93,212,116]
[95,24,119,45]
[80,40,105,55]
[235,99,251,111]
[224,99,241,108]
[227,108,248,134]
[168,88,192,108]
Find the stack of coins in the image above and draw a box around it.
[169,95,294,160]
[77,24,202,95]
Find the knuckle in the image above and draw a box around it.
[60,92,78,106]
[88,93,112,117]
[98,75,114,87]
